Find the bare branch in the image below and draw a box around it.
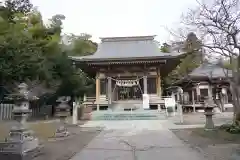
[179,0,240,122]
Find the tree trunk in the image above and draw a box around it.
[230,82,240,125]
[219,93,225,112]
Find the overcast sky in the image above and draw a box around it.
[31,0,197,43]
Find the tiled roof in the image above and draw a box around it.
[189,63,232,78]
[70,35,184,61]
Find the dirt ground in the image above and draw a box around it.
[169,112,233,125]
[172,128,240,160]
[34,127,101,160]
[0,120,101,160]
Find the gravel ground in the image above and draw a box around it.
[172,128,240,160]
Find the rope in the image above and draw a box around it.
[107,76,144,100]
[109,76,144,87]
[110,76,144,81]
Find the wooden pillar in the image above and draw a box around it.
[192,89,196,113]
[143,75,148,94]
[107,77,112,106]
[83,94,87,108]
[157,68,161,97]
[96,74,100,111]
[196,85,200,102]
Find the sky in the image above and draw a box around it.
[31,0,197,43]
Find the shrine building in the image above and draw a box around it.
[70,35,185,110]
[172,63,233,112]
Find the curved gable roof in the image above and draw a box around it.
[189,63,232,78]
[70,35,184,61]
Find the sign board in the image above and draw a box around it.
[164,97,176,108]
[164,97,176,116]
[142,94,149,109]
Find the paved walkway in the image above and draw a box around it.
[71,120,207,160]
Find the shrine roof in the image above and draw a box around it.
[173,63,232,86]
[69,35,184,62]
[189,63,232,79]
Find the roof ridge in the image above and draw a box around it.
[100,35,156,42]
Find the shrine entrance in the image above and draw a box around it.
[112,77,143,101]
[117,85,142,100]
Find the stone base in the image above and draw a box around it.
[55,131,70,137]
[55,127,70,137]
[0,145,43,160]
[166,111,175,117]
[204,128,216,131]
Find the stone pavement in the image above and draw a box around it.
[70,120,207,160]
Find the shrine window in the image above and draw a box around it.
[100,79,106,95]
[147,77,157,94]
[199,88,208,101]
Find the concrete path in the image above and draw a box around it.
[71,120,207,160]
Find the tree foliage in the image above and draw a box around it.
[0,0,96,101]
[182,0,240,124]
[62,33,97,56]
[160,42,171,53]
[164,32,202,85]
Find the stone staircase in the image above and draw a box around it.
[91,102,166,120]
[111,101,142,111]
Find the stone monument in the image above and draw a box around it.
[55,96,71,137]
[164,97,176,117]
[0,83,42,160]
[72,101,78,125]
[204,97,215,130]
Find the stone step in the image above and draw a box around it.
[111,103,143,111]
[91,111,166,121]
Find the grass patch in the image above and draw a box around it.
[190,127,240,143]
[29,122,57,140]
[172,127,240,160]
[0,122,58,141]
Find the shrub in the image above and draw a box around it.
[219,124,240,134]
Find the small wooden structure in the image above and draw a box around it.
[173,63,233,112]
[70,36,185,110]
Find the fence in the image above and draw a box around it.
[0,103,53,121]
[0,104,14,120]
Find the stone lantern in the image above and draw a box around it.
[204,97,215,130]
[0,83,42,160]
[55,96,71,137]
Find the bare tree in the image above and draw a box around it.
[182,0,240,124]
